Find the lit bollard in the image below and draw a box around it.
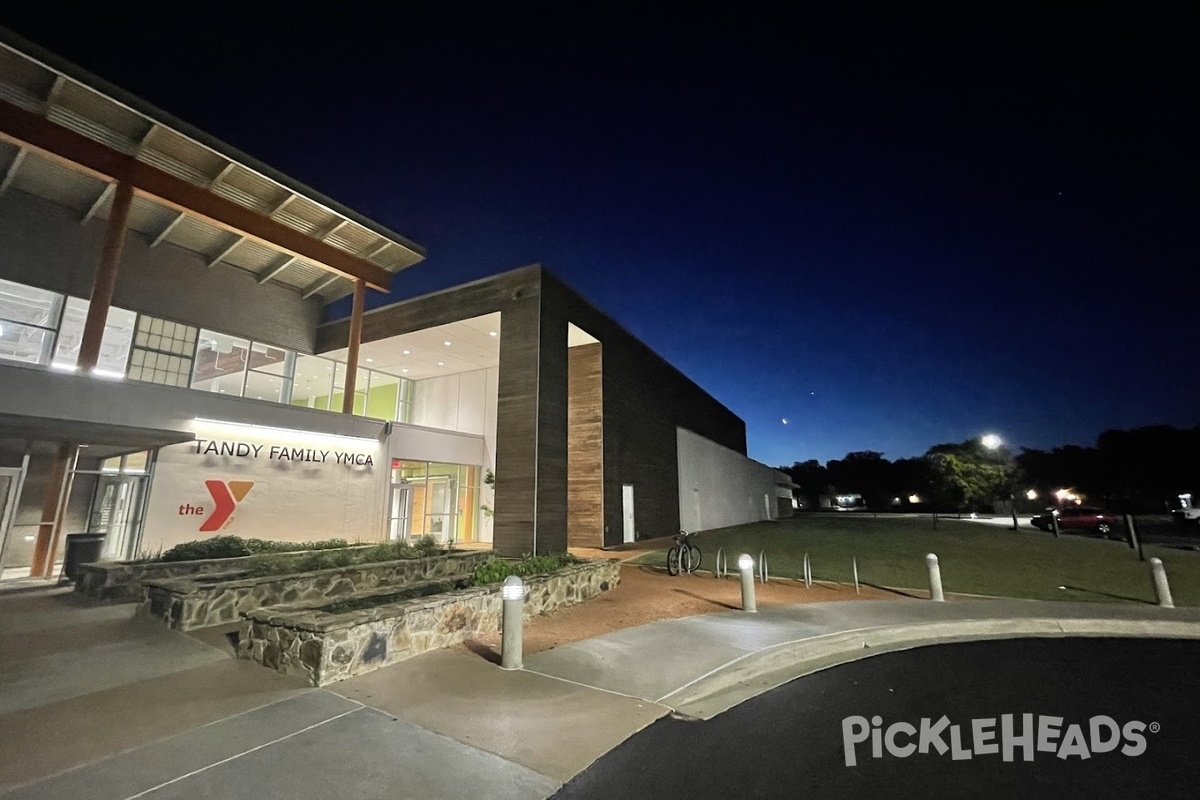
[738,554,757,613]
[1149,558,1174,609]
[500,575,525,669]
[925,553,945,602]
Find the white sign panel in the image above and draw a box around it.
[141,419,387,553]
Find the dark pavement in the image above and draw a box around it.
[552,638,1200,800]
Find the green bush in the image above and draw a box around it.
[469,553,580,586]
[158,536,253,562]
[156,536,352,563]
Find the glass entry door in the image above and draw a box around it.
[87,475,147,561]
[388,482,414,541]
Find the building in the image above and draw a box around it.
[0,30,788,580]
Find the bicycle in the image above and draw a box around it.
[666,530,702,575]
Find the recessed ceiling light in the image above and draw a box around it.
[489,331,497,337]
[402,349,410,355]
[366,358,373,363]
[437,361,445,366]
[401,368,408,373]
[444,341,452,346]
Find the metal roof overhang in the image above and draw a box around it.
[0,29,426,302]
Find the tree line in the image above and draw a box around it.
[778,424,1200,513]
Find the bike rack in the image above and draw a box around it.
[758,550,769,583]
[803,552,813,588]
[852,555,860,594]
[716,547,728,578]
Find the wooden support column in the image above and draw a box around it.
[77,181,134,371]
[341,278,367,414]
[29,443,78,578]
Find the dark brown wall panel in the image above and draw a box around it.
[492,295,542,556]
[540,273,747,546]
[534,308,569,554]
[567,343,603,547]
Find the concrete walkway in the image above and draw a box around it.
[4,585,1200,799]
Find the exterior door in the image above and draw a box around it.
[0,467,25,576]
[622,484,635,543]
[88,475,147,561]
[388,483,413,541]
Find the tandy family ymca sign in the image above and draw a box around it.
[192,438,375,466]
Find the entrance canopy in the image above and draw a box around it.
[0,413,192,459]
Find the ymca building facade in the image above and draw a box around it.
[0,30,789,579]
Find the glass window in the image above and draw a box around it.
[244,369,289,403]
[334,362,369,416]
[290,354,335,410]
[0,321,55,366]
[191,330,250,395]
[128,314,197,387]
[397,376,414,423]
[243,342,294,403]
[51,298,135,376]
[365,372,400,420]
[0,278,64,327]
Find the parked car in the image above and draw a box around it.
[1030,506,1124,537]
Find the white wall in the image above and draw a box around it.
[409,366,499,542]
[677,427,784,532]
[389,424,484,466]
[141,420,388,553]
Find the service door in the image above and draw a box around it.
[622,484,635,543]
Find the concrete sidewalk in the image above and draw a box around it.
[4,586,1200,799]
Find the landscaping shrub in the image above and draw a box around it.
[469,553,580,586]
[157,536,352,563]
[243,538,449,577]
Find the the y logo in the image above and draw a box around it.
[200,480,255,532]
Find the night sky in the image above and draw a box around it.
[4,9,1195,467]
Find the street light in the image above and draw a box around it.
[981,433,1003,450]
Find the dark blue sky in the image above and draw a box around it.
[6,8,1196,466]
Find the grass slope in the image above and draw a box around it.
[634,515,1200,605]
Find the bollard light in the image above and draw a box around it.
[500,575,524,669]
[502,575,524,601]
[738,554,757,613]
[925,553,945,602]
[1149,558,1174,609]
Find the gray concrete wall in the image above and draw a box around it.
[676,427,780,533]
[0,190,322,352]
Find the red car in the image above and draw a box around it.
[1030,506,1123,537]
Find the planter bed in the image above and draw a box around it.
[74,545,378,602]
[239,558,621,686]
[141,550,492,631]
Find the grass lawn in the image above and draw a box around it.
[631,514,1200,606]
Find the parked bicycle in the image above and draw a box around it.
[667,530,702,575]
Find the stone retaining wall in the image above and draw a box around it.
[74,545,377,602]
[239,558,621,686]
[141,551,492,631]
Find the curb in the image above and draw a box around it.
[663,617,1200,721]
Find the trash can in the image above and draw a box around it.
[62,533,106,582]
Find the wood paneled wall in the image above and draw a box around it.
[567,343,603,547]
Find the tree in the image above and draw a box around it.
[826,451,893,509]
[780,459,829,508]
[922,439,1017,511]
